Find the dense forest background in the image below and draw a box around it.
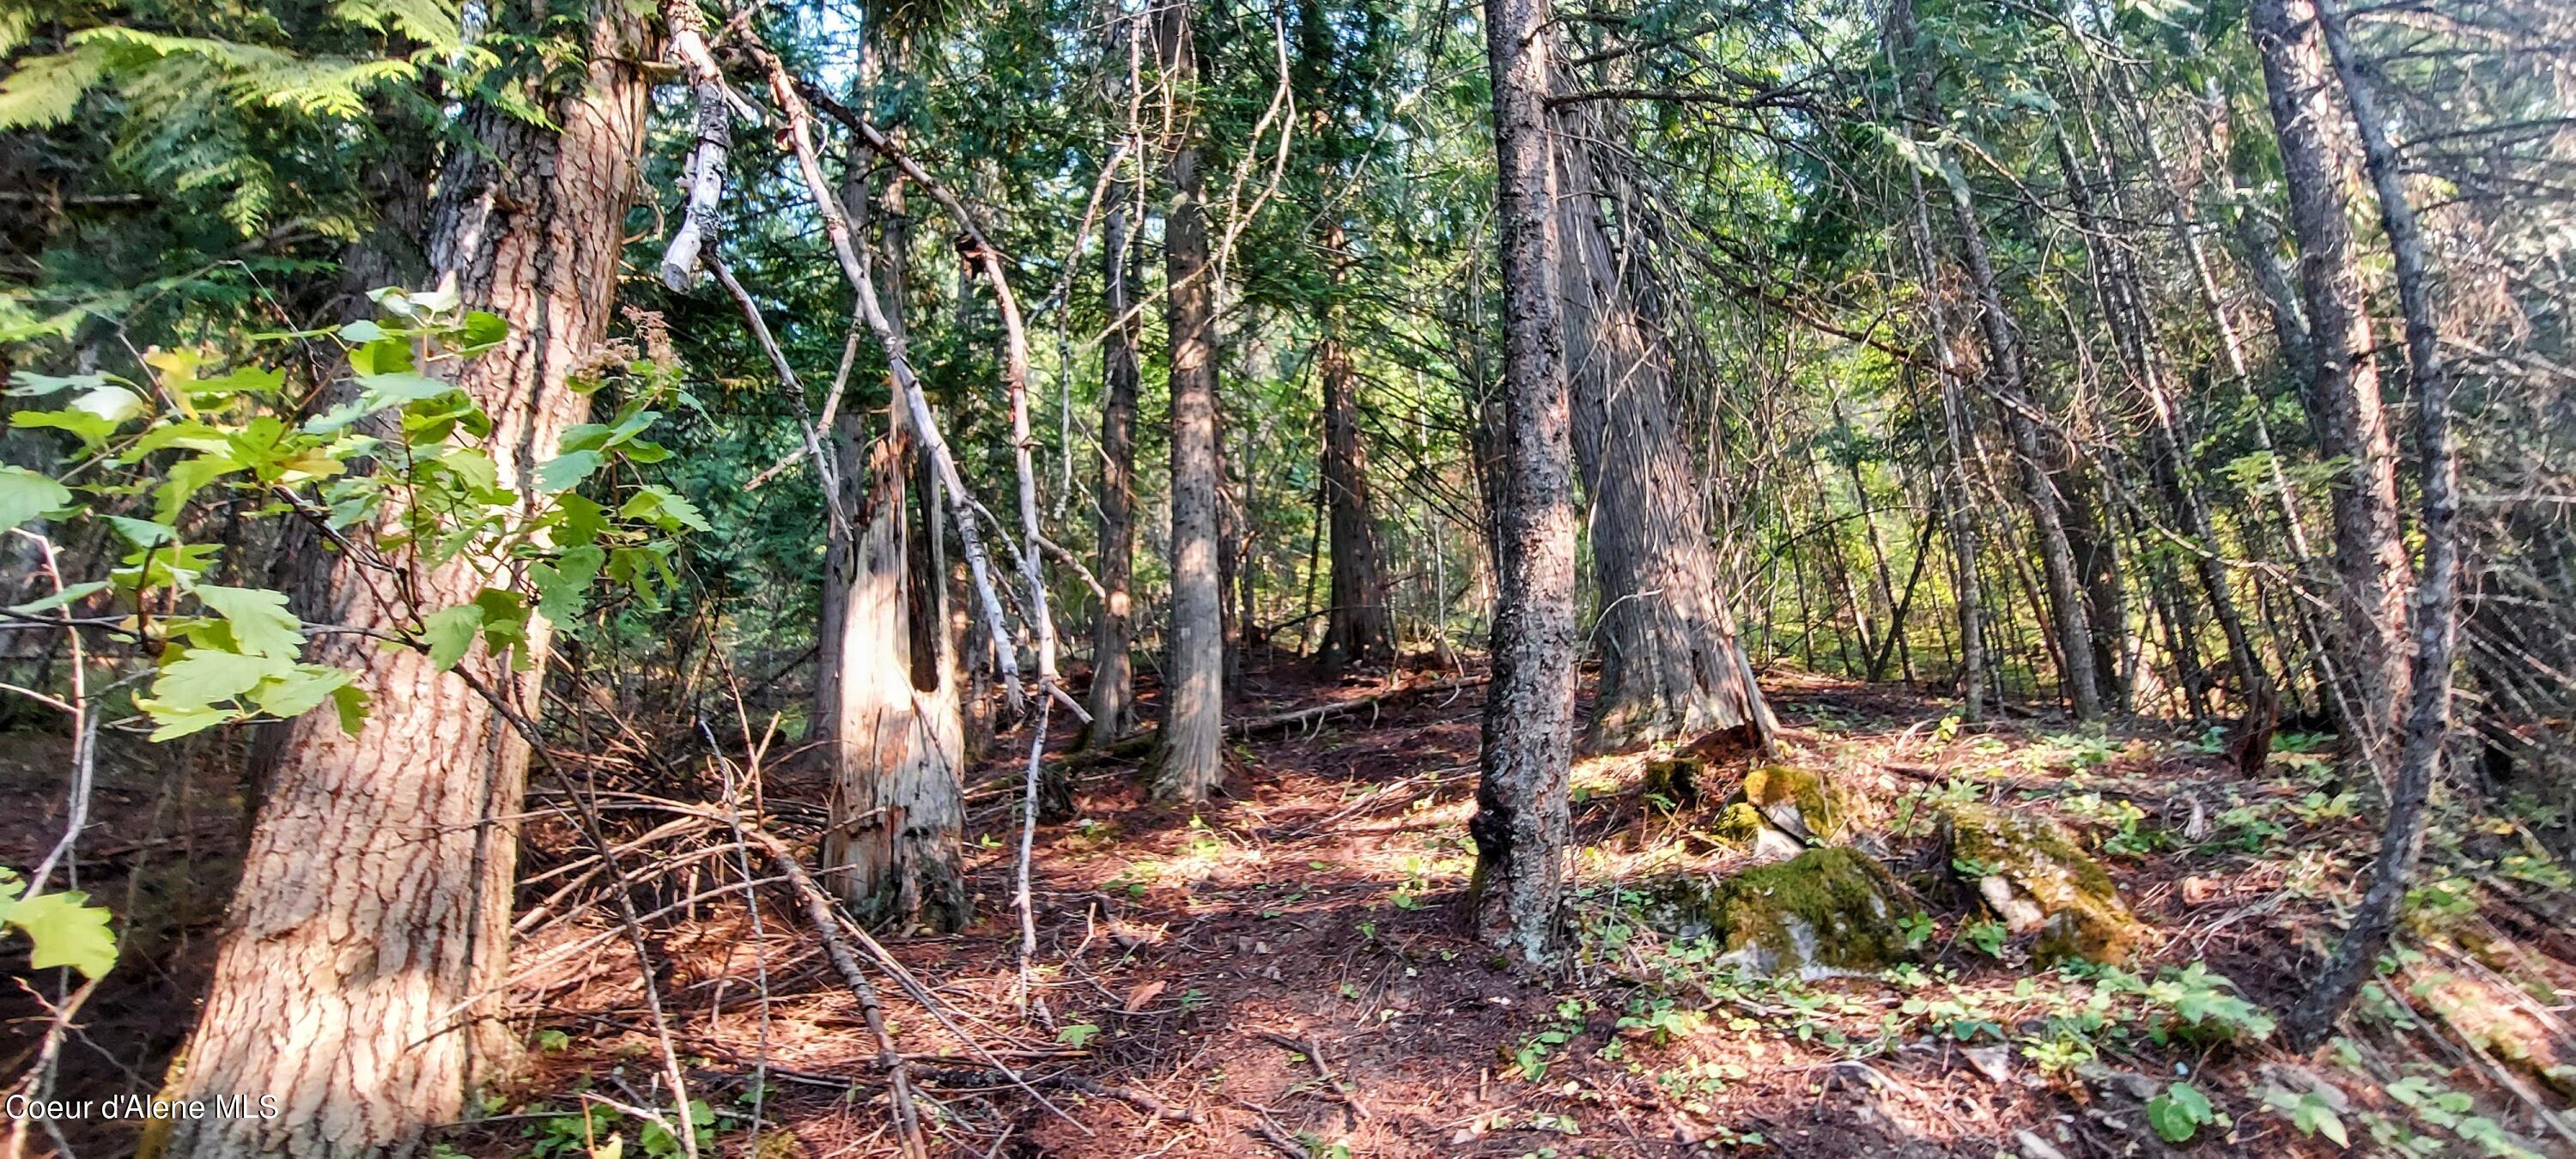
[1,0,2573,1152]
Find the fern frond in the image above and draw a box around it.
[0,46,109,130]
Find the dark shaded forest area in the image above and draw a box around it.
[1,0,2573,1153]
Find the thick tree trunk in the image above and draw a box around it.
[147,9,649,1156]
[2287,0,2461,1044]
[1549,106,1771,749]
[1317,221,1396,667]
[1467,0,1580,966]
[1151,0,1225,804]
[2250,0,2413,749]
[1085,208,1142,745]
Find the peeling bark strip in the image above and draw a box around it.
[1547,100,1771,749]
[1152,0,1227,804]
[1468,0,1580,965]
[2249,0,2413,750]
[147,7,652,1157]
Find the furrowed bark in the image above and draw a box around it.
[148,6,650,1155]
[2249,0,2413,751]
[1467,0,1580,966]
[1550,99,1772,749]
[1151,0,1226,804]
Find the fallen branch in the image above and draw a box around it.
[1253,1029,1369,1121]
[1224,675,1487,736]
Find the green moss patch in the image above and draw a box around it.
[1734,764,1842,843]
[1647,847,1909,980]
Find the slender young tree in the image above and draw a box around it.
[1889,0,2102,719]
[1467,0,1581,965]
[1152,0,1226,803]
[146,5,651,1155]
[1086,205,1143,744]
[2287,0,2464,1043]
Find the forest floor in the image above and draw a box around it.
[9,661,2576,1157]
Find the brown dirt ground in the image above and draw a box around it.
[10,661,2573,1157]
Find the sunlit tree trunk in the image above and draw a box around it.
[1317,220,1396,667]
[1152,0,1225,803]
[1467,0,1579,966]
[2250,0,2413,746]
[817,417,968,928]
[1086,207,1142,744]
[146,8,649,1156]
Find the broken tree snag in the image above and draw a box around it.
[657,0,729,290]
[817,429,968,931]
[1467,0,1581,967]
[745,40,1027,713]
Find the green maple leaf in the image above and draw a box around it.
[3,889,118,979]
[195,585,304,658]
[0,464,71,529]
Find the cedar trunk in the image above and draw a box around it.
[147,9,648,1156]
[1152,0,1225,803]
[1317,221,1396,667]
[1467,0,1580,966]
[1550,116,1772,749]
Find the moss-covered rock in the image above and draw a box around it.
[1937,803,2144,965]
[1733,764,1843,843]
[1646,847,1910,980]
